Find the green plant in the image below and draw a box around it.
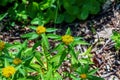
[0,0,106,24]
[111,31,120,50]
[71,64,104,80]
[0,0,56,25]
[55,0,106,23]
[0,0,13,6]
[0,26,104,79]
[21,26,103,79]
[0,40,37,80]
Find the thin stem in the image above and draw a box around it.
[54,0,59,27]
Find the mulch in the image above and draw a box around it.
[0,0,120,80]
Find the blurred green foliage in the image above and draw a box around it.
[0,0,106,24]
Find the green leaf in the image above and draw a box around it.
[29,26,36,30]
[111,31,120,41]
[63,11,76,23]
[31,18,39,25]
[46,28,58,32]
[70,74,80,80]
[16,48,23,59]
[4,58,10,67]
[88,69,98,75]
[74,37,83,41]
[113,31,120,36]
[54,72,62,80]
[77,5,89,20]
[73,41,89,46]
[21,32,34,38]
[69,45,78,65]
[30,62,41,71]
[88,75,104,80]
[76,66,82,74]
[55,14,64,24]
[70,6,79,15]
[63,0,70,9]
[83,46,93,57]
[41,33,49,49]
[79,59,93,64]
[21,32,38,40]
[23,55,34,66]
[32,40,41,51]
[47,34,61,40]
[89,0,100,14]
[44,66,53,80]
[19,68,26,77]
[40,0,56,10]
[51,44,64,53]
[16,41,28,58]
[115,41,120,49]
[84,64,89,73]
[4,42,13,48]
[29,33,39,40]
[50,53,62,67]
[59,51,68,67]
[0,13,8,21]
[66,27,71,35]
[27,2,39,18]
[22,40,28,49]
[31,17,44,25]
[50,45,65,68]
[23,48,33,56]
[63,0,75,15]
[34,51,43,67]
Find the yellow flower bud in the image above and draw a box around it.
[36,26,46,34]
[13,58,22,65]
[2,66,16,78]
[62,35,74,45]
[80,74,87,79]
[0,41,5,51]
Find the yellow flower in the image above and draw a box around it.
[36,26,46,34]
[62,35,74,45]
[0,41,5,51]
[13,58,22,65]
[80,74,87,79]
[2,66,16,78]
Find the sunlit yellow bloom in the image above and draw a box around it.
[13,58,22,65]
[80,74,87,79]
[36,26,46,34]
[0,41,5,51]
[62,35,74,45]
[2,66,16,78]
